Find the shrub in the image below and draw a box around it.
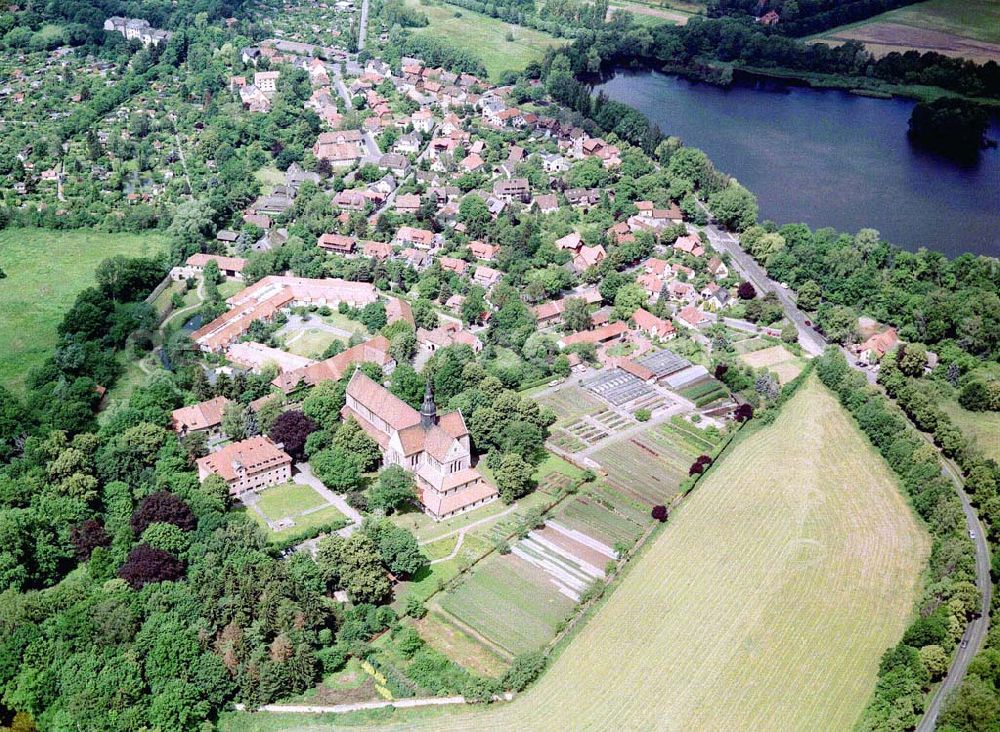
[651,505,668,522]
[503,651,546,691]
[634,408,651,422]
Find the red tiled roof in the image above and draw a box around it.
[172,396,231,433]
[197,436,291,483]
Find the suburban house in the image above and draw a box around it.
[342,372,497,520]
[633,308,676,340]
[318,232,356,255]
[855,328,901,365]
[171,396,231,438]
[197,436,293,496]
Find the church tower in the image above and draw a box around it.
[420,379,437,429]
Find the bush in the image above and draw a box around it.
[634,408,651,422]
[651,505,668,522]
[503,651,546,691]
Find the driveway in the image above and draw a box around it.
[291,463,363,551]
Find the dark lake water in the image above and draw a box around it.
[594,68,1000,258]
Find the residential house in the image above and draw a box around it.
[318,232,356,255]
[469,241,500,261]
[493,178,531,203]
[632,308,676,340]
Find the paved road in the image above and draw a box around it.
[704,212,992,730]
[357,0,370,50]
[917,441,992,732]
[235,691,513,715]
[699,218,825,357]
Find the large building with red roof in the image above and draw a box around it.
[342,371,497,520]
[197,436,292,496]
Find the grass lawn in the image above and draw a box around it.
[255,481,327,519]
[739,344,806,384]
[254,166,285,193]
[0,228,167,392]
[284,328,340,358]
[401,0,565,81]
[941,399,1000,463]
[354,375,929,730]
[320,310,367,335]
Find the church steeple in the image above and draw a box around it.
[420,379,437,429]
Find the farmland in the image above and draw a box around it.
[438,554,577,656]
[941,398,1000,462]
[400,0,565,81]
[0,228,167,392]
[591,418,719,504]
[812,0,1000,63]
[740,343,807,384]
[343,376,928,730]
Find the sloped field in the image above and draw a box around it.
[372,376,929,730]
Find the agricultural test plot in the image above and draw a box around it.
[376,377,929,730]
[740,344,806,384]
[537,385,607,422]
[678,376,730,407]
[590,422,701,504]
[438,553,577,657]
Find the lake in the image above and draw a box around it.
[593,68,1000,258]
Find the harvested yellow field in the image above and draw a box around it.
[373,376,928,730]
[740,344,805,383]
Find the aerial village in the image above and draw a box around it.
[0,0,907,707]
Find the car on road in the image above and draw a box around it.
[961,639,969,649]
[970,529,976,539]
[548,378,564,387]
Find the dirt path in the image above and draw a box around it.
[235,693,513,715]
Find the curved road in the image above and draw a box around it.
[700,215,992,730]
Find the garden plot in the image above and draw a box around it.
[513,524,612,601]
[439,553,577,656]
[591,408,635,431]
[556,496,647,548]
[591,430,694,504]
[537,386,606,422]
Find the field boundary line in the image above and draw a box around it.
[429,603,517,661]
